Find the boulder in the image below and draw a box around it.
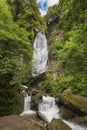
[0,115,47,130]
[69,116,87,125]
[31,89,43,111]
[59,106,76,119]
[48,118,71,130]
[37,111,50,123]
[56,92,87,116]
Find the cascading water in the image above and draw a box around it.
[63,120,87,130]
[32,32,48,76]
[39,96,87,130]
[24,95,31,111]
[39,96,60,122]
[21,94,87,130]
[20,90,36,116]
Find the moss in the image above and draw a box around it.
[57,92,87,116]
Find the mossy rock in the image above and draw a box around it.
[56,92,87,116]
[59,106,75,119]
[31,93,43,111]
[0,115,47,130]
[48,118,71,130]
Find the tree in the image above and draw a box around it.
[45,4,59,25]
[58,24,87,95]
[47,0,87,96]
[7,0,47,41]
[58,0,87,31]
[0,0,32,116]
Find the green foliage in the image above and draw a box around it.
[47,0,87,96]
[58,0,87,32]
[71,74,87,97]
[60,25,87,74]
[0,0,32,85]
[0,0,12,21]
[57,75,74,90]
[49,39,64,59]
[7,0,47,41]
[45,5,59,24]
[0,0,32,116]
[0,84,23,116]
[43,77,59,93]
[49,25,87,96]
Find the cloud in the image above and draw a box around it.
[48,0,59,7]
[37,0,59,16]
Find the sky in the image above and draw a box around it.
[37,0,59,16]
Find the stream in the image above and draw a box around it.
[20,94,87,130]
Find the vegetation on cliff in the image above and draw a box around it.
[46,0,87,97]
[0,0,32,116]
[7,0,46,41]
[0,0,46,116]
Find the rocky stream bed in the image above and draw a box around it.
[0,89,87,130]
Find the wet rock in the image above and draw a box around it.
[31,89,43,111]
[37,111,49,123]
[48,118,71,130]
[59,106,75,119]
[0,115,47,130]
[69,116,87,125]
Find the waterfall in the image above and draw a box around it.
[32,32,48,76]
[20,91,36,116]
[39,96,59,112]
[24,95,31,111]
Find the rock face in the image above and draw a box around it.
[0,115,47,130]
[48,119,71,130]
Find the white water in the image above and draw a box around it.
[20,93,36,116]
[39,96,60,122]
[21,95,87,130]
[63,120,87,130]
[39,96,87,130]
[24,95,31,111]
[32,32,48,76]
